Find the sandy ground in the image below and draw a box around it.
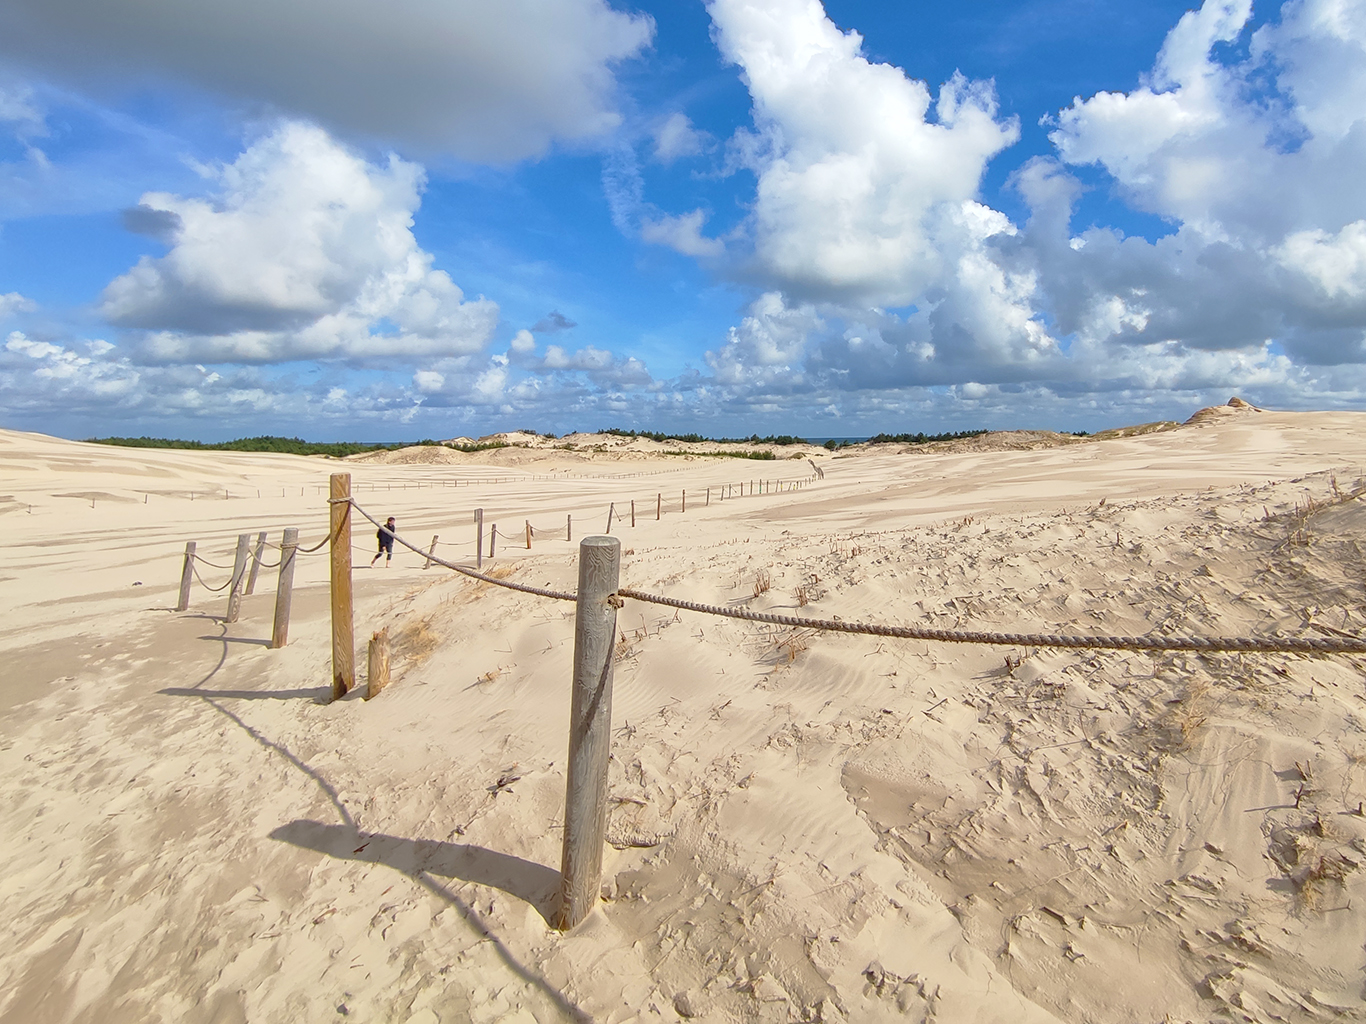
[4,404,1366,1023]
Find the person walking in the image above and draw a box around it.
[370,516,396,567]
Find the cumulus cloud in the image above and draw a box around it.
[0,0,653,163]
[709,0,1020,305]
[102,122,499,363]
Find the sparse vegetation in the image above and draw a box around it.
[601,428,806,445]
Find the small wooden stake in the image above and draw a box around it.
[657,493,661,520]
[567,513,572,542]
[176,541,195,612]
[424,535,439,569]
[631,499,635,527]
[225,532,251,623]
[555,536,621,931]
[682,489,686,513]
[244,530,268,595]
[490,524,497,558]
[706,487,710,506]
[526,520,532,550]
[366,627,391,699]
[330,473,354,700]
[475,508,484,569]
[606,502,614,534]
[271,527,298,648]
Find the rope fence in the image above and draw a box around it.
[172,470,1366,932]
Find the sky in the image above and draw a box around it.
[1,0,1365,441]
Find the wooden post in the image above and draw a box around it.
[424,535,439,569]
[225,532,251,623]
[526,520,532,550]
[606,503,614,534]
[176,541,195,611]
[330,473,354,700]
[271,527,298,648]
[631,500,635,527]
[475,508,484,569]
[555,535,621,931]
[706,487,710,506]
[244,530,268,595]
[656,493,661,520]
[366,627,390,699]
[490,525,497,558]
[567,514,572,542]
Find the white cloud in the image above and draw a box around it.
[709,0,1020,306]
[0,0,653,163]
[640,208,725,257]
[706,291,821,385]
[510,329,537,353]
[1278,219,1366,298]
[102,122,499,363]
[652,112,709,163]
[0,292,36,319]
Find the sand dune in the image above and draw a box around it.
[4,407,1366,1022]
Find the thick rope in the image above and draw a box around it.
[614,588,1366,655]
[192,554,235,570]
[345,497,1366,655]
[349,498,577,601]
[191,560,234,593]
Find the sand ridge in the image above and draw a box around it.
[3,407,1366,1022]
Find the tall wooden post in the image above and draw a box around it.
[490,524,497,558]
[225,532,251,623]
[682,490,686,513]
[555,536,621,930]
[656,493,661,520]
[424,535,439,568]
[330,474,354,700]
[475,509,484,569]
[244,530,268,595]
[706,487,710,506]
[366,628,390,699]
[606,503,614,534]
[567,514,572,542]
[176,541,196,612]
[526,520,532,550]
[271,527,298,648]
[630,500,635,527]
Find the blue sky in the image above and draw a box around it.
[2,0,1364,441]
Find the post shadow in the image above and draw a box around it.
[270,820,560,923]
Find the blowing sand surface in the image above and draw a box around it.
[4,407,1366,1023]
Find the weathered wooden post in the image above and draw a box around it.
[244,530,268,595]
[555,535,621,930]
[475,508,484,569]
[330,473,354,700]
[606,503,614,533]
[366,627,390,699]
[490,524,497,558]
[706,487,710,506]
[424,535,439,569]
[630,499,635,527]
[176,541,196,612]
[225,532,251,623]
[567,514,572,542]
[682,489,686,513]
[526,520,532,550]
[271,527,298,648]
[656,493,661,520]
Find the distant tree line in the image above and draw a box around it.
[600,428,806,445]
[83,435,510,456]
[823,429,990,450]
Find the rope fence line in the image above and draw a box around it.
[345,497,1366,656]
[190,560,234,593]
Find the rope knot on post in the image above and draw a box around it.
[606,593,624,609]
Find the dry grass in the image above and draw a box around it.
[390,616,440,669]
[795,585,810,607]
[754,569,772,597]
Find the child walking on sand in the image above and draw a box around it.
[370,516,396,567]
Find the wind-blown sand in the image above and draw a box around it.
[4,404,1366,1023]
